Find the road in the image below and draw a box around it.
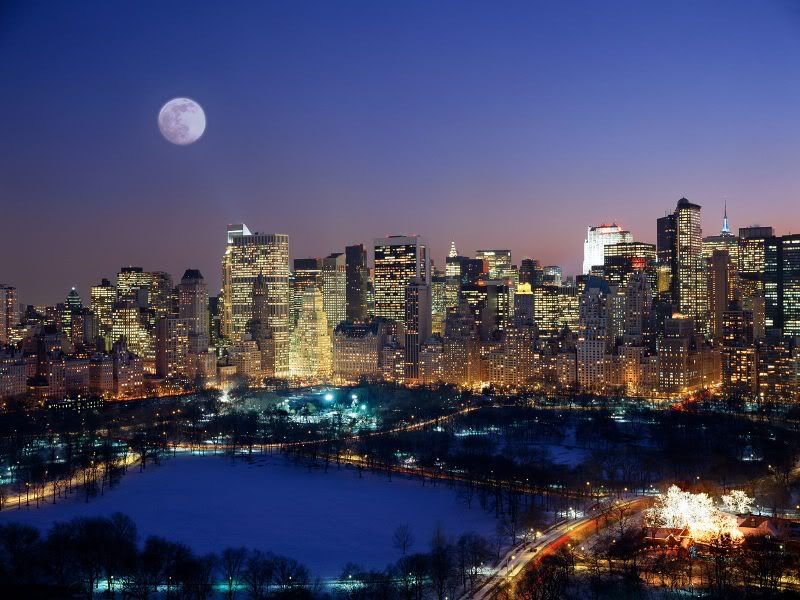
[465,497,652,600]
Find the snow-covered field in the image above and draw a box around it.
[0,453,497,577]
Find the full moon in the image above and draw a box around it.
[158,97,206,145]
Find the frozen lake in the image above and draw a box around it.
[0,453,497,577]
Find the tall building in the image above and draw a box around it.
[475,250,512,280]
[289,286,331,379]
[111,300,155,367]
[706,250,735,341]
[291,258,322,327]
[221,224,290,376]
[404,279,432,380]
[656,213,677,303]
[519,259,543,287]
[623,272,653,348]
[321,253,346,330]
[90,278,116,349]
[764,234,800,339]
[117,267,152,302]
[177,269,209,353]
[460,281,510,339]
[603,242,657,292]
[345,244,368,323]
[156,317,191,378]
[702,204,738,262]
[582,224,633,275]
[577,279,610,392]
[672,198,707,331]
[373,236,428,324]
[739,226,774,300]
[0,285,18,345]
[62,287,83,339]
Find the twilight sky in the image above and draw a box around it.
[2,1,800,305]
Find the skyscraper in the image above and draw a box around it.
[221,224,290,376]
[675,198,707,328]
[322,253,346,330]
[603,241,657,292]
[739,225,774,301]
[764,234,800,339]
[706,250,735,341]
[289,286,332,379]
[475,249,512,280]
[178,269,209,353]
[656,213,677,303]
[291,258,322,327]
[0,285,17,345]
[345,244,368,323]
[404,278,432,380]
[373,236,428,324]
[91,278,116,350]
[582,224,633,275]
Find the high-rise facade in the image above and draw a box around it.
[603,241,657,292]
[764,234,800,339]
[0,285,17,345]
[673,198,707,331]
[706,250,735,341]
[90,279,116,350]
[656,213,677,303]
[373,236,428,324]
[475,250,512,280]
[404,279,432,380]
[321,253,346,330]
[178,269,209,353]
[291,258,322,327]
[583,224,633,275]
[221,224,290,376]
[345,244,368,323]
[289,286,332,379]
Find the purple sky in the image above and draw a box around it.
[2,1,800,305]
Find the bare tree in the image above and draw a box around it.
[220,546,248,599]
[393,524,415,557]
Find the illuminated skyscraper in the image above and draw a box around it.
[221,224,289,376]
[289,286,331,379]
[577,278,610,391]
[475,249,512,280]
[91,278,116,350]
[321,253,346,330]
[582,224,632,275]
[673,198,707,331]
[706,250,735,341]
[404,278,431,380]
[373,236,428,324]
[702,204,738,262]
[117,267,152,302]
[291,258,322,327]
[0,285,18,345]
[656,213,677,303]
[603,242,657,292]
[764,234,800,339]
[345,244,368,323]
[62,287,83,339]
[738,226,774,301]
[178,269,209,353]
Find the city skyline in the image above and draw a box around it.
[4,1,800,303]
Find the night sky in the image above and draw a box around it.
[3,1,800,305]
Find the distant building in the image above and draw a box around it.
[221,224,289,376]
[373,236,429,324]
[321,253,346,330]
[345,244,369,323]
[583,224,632,275]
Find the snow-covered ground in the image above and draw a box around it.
[0,453,497,577]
